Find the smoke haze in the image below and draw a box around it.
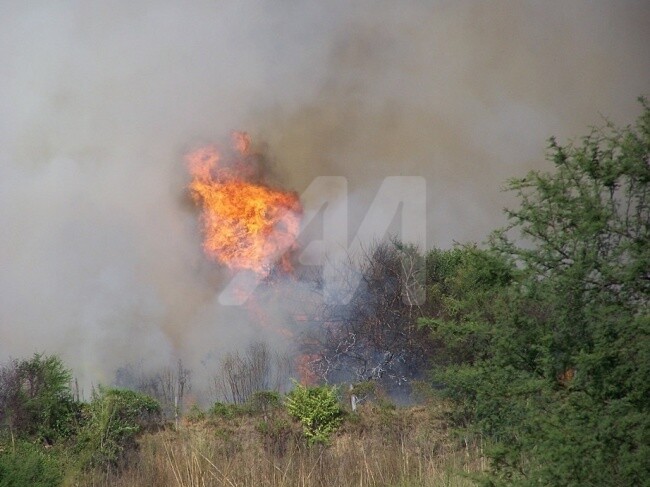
[1,1,648,391]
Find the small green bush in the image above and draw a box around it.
[285,382,343,445]
[76,388,161,469]
[350,381,377,398]
[247,390,281,415]
[0,440,64,487]
[210,402,246,419]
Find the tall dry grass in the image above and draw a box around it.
[79,403,483,486]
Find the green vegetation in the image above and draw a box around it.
[0,440,65,487]
[75,388,161,468]
[422,99,650,485]
[90,400,478,487]
[285,382,344,445]
[0,356,162,485]
[0,354,79,444]
[1,368,476,486]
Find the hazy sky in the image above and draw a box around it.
[1,1,648,389]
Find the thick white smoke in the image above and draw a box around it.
[1,0,648,393]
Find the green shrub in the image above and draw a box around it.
[76,388,161,469]
[0,440,64,487]
[209,402,246,419]
[422,100,650,485]
[247,390,281,415]
[285,382,343,445]
[0,354,79,444]
[350,381,377,398]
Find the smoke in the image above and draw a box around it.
[1,1,648,393]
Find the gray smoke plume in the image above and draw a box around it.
[1,1,648,394]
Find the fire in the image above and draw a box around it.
[187,132,302,275]
[296,353,319,385]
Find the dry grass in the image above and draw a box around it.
[78,402,483,487]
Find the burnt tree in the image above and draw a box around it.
[303,240,432,393]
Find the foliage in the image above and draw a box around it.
[76,387,161,469]
[247,390,281,415]
[209,401,248,419]
[422,99,650,485]
[0,354,78,444]
[346,381,398,412]
[285,382,344,445]
[422,246,512,367]
[204,392,281,422]
[0,440,64,487]
[85,401,478,487]
[185,404,206,423]
[349,380,378,398]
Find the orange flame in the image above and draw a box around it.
[296,353,319,385]
[187,132,302,275]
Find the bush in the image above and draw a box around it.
[285,382,343,445]
[423,100,650,485]
[0,354,78,444]
[209,402,247,420]
[76,388,161,469]
[247,390,281,415]
[0,440,64,487]
[185,404,206,423]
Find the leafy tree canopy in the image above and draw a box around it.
[0,353,77,444]
[423,98,650,485]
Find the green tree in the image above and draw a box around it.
[0,354,78,444]
[421,246,516,432]
[423,99,650,485]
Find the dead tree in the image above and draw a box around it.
[213,341,292,404]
